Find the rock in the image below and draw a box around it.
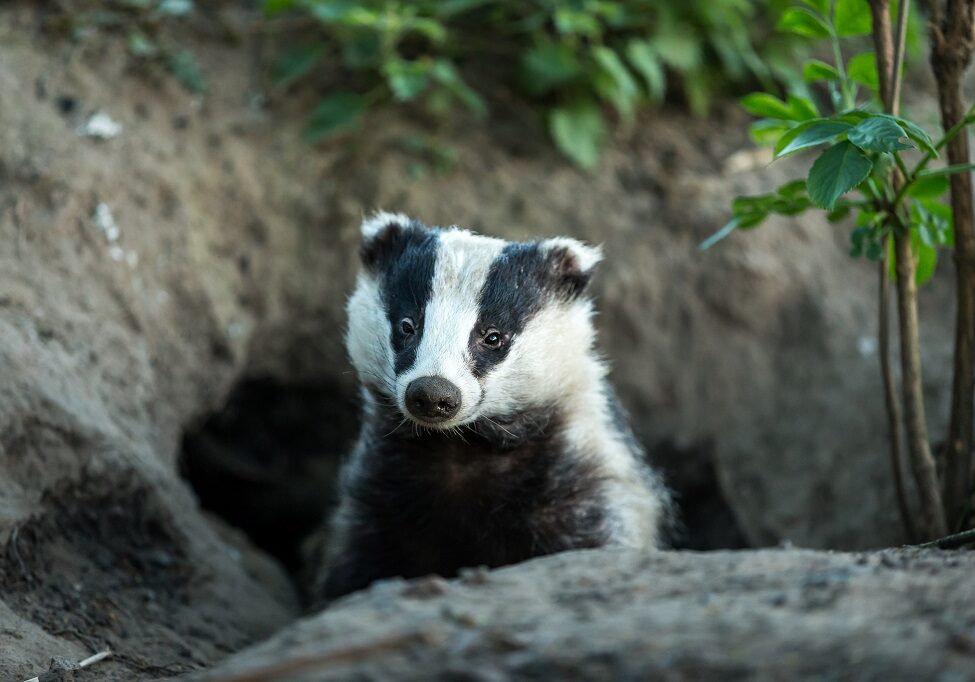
[195,548,975,681]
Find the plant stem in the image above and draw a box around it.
[893,152,911,180]
[892,232,949,537]
[829,0,853,110]
[928,0,975,530]
[890,0,910,115]
[871,0,949,539]
[914,526,975,549]
[869,0,895,112]
[880,241,917,541]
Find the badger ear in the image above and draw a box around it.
[541,237,603,299]
[358,211,413,271]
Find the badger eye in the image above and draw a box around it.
[482,329,503,349]
[399,318,416,335]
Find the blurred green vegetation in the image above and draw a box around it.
[52,0,827,167]
[49,0,208,93]
[265,0,801,167]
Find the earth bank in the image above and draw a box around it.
[0,4,963,680]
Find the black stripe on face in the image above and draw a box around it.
[470,241,597,379]
[469,243,548,378]
[378,225,440,374]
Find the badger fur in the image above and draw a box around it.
[314,212,671,602]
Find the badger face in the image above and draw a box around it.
[346,212,602,431]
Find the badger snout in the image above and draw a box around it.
[405,376,461,423]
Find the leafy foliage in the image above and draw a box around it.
[265,0,799,167]
[52,0,208,94]
[705,0,967,287]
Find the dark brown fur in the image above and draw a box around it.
[316,408,610,601]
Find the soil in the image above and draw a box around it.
[198,547,975,682]
[0,2,969,680]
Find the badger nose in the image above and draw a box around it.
[405,376,461,422]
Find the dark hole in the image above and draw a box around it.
[651,438,752,550]
[180,378,358,575]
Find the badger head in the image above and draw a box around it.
[346,212,603,433]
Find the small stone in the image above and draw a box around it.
[401,575,450,599]
[77,112,123,139]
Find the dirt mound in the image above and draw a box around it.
[197,547,975,681]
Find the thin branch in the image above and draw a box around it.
[869,0,895,112]
[891,0,911,115]
[928,0,975,530]
[880,242,917,541]
[871,0,949,539]
[892,228,949,537]
[913,526,975,548]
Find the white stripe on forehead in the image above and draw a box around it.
[397,228,506,416]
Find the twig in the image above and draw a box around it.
[21,650,112,682]
[890,0,910,115]
[880,244,917,541]
[913,527,975,549]
[870,0,949,540]
[928,0,975,530]
[78,650,112,668]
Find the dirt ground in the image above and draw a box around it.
[198,547,975,682]
[0,2,968,680]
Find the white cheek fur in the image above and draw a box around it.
[345,273,396,396]
[478,300,599,417]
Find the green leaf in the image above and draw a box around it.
[915,239,938,285]
[305,92,366,141]
[740,92,794,120]
[272,44,325,87]
[431,60,486,115]
[777,7,831,38]
[847,52,879,91]
[433,0,490,16]
[263,0,295,15]
[164,49,206,93]
[520,43,581,95]
[307,1,360,23]
[625,39,665,101]
[835,0,873,37]
[788,94,819,120]
[156,0,194,16]
[128,32,157,57]
[827,202,854,222]
[384,60,430,101]
[908,174,949,198]
[775,119,852,158]
[548,100,607,170]
[807,141,873,209]
[895,117,938,157]
[847,115,914,152]
[554,8,602,37]
[750,119,791,147]
[683,70,712,117]
[650,29,701,71]
[592,46,640,120]
[800,0,830,14]
[803,59,839,82]
[341,30,380,69]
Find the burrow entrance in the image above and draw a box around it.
[180,376,749,584]
[179,378,359,580]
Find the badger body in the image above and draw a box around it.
[315,213,671,601]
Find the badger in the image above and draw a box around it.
[314,212,671,602]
